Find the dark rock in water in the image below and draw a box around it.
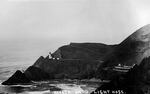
[24,66,51,81]
[91,57,150,94]
[2,70,31,85]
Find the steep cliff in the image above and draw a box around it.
[32,56,102,79]
[96,24,150,79]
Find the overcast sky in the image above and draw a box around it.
[0,0,150,49]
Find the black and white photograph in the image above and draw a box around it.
[0,0,150,94]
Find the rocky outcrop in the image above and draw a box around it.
[24,66,50,81]
[2,70,31,85]
[32,56,102,79]
[2,56,102,85]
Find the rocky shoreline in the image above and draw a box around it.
[2,57,102,85]
[2,24,150,94]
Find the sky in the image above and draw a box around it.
[0,0,150,64]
